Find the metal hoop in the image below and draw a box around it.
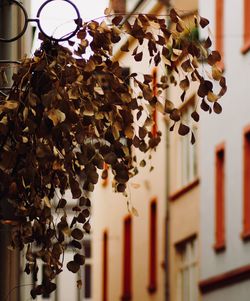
[36,0,81,42]
[0,0,28,42]
[0,0,82,43]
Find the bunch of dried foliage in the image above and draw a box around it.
[0,9,226,297]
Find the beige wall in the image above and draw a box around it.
[92,2,168,301]
[166,1,200,300]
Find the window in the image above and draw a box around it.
[214,144,226,251]
[102,231,108,301]
[176,237,198,301]
[177,100,198,188]
[148,199,157,293]
[83,238,92,300]
[152,68,158,137]
[215,0,224,68]
[242,0,250,53]
[121,216,132,301]
[243,127,250,239]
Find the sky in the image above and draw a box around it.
[31,0,109,45]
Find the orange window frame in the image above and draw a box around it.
[242,0,250,53]
[214,143,226,251]
[152,68,158,137]
[215,0,224,69]
[242,126,250,239]
[148,199,157,293]
[121,216,132,301]
[102,231,108,301]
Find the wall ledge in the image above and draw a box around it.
[199,264,250,294]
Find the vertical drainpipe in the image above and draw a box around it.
[162,1,171,301]
[0,1,20,300]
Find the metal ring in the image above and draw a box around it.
[0,0,28,43]
[36,0,81,42]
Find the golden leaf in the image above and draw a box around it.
[47,109,66,126]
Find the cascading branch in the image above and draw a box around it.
[0,8,226,298]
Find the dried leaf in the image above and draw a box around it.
[213,102,222,114]
[134,52,143,62]
[47,109,66,126]
[71,228,84,240]
[178,123,190,136]
[67,261,80,273]
[132,206,139,217]
[112,15,124,26]
[200,16,209,28]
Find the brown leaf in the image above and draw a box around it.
[56,198,67,210]
[200,16,209,28]
[181,60,193,72]
[74,253,85,265]
[207,51,221,66]
[67,261,80,273]
[121,41,129,52]
[47,109,66,126]
[112,15,124,26]
[134,52,143,62]
[180,77,190,91]
[170,8,179,23]
[212,65,222,80]
[178,123,190,136]
[71,228,84,240]
[200,99,210,111]
[170,109,181,122]
[213,102,222,114]
[191,132,196,144]
[191,111,200,122]
[204,36,212,48]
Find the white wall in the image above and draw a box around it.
[199,0,250,284]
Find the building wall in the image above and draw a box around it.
[92,2,168,301]
[199,0,250,299]
[165,1,201,300]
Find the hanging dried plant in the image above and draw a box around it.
[0,9,226,298]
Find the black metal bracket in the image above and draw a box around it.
[0,0,82,43]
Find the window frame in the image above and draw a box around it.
[148,198,157,294]
[241,0,250,54]
[176,236,199,301]
[102,230,108,301]
[242,126,250,239]
[215,0,224,69]
[214,143,226,252]
[152,68,158,137]
[121,216,132,301]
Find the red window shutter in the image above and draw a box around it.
[242,0,250,53]
[152,68,157,137]
[242,127,250,239]
[215,0,224,68]
[102,231,108,301]
[122,216,132,301]
[214,144,226,251]
[148,199,157,293]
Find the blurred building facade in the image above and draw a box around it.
[91,1,202,301]
[198,0,250,300]
[91,1,168,301]
[0,1,32,300]
[165,2,201,301]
